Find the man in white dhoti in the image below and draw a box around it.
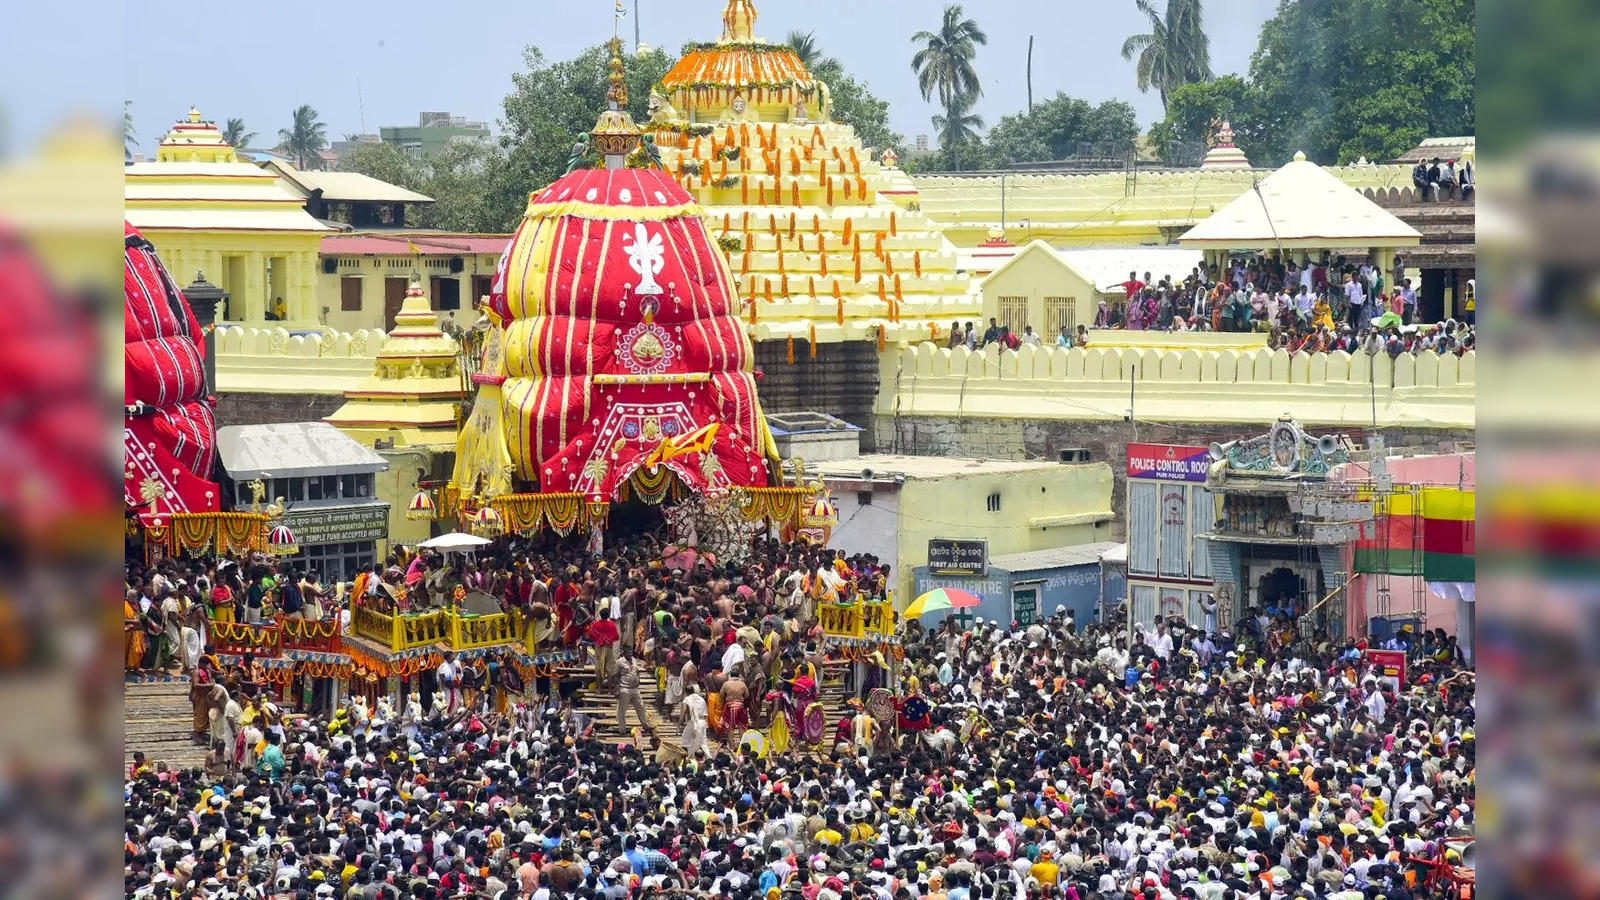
[680,684,708,757]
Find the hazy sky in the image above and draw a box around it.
[124,0,1280,157]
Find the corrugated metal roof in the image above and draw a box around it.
[989,541,1124,572]
[217,422,389,479]
[269,163,434,203]
[321,234,511,256]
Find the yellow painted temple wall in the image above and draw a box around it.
[820,456,1115,605]
[911,164,1418,248]
[215,325,389,395]
[318,252,502,332]
[141,230,325,324]
[978,244,1100,336]
[894,466,1113,603]
[878,342,1476,431]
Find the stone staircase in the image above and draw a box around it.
[125,676,208,771]
[574,661,857,754]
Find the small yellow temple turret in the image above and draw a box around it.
[325,272,468,552]
[156,108,241,163]
[324,272,466,453]
[644,0,979,345]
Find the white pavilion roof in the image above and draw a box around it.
[1179,152,1421,250]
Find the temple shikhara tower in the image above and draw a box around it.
[452,38,780,528]
[644,0,978,346]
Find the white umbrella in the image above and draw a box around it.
[418,532,492,552]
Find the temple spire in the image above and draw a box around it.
[591,36,641,170]
[721,0,757,42]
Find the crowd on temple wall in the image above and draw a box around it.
[1409,159,1473,203]
[126,528,1475,900]
[951,254,1473,361]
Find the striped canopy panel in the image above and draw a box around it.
[488,167,775,500]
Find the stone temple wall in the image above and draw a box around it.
[752,338,882,450]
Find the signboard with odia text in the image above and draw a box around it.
[283,503,389,546]
[927,538,987,576]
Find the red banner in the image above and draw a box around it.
[1366,648,1407,686]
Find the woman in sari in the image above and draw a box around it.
[125,592,147,673]
[1312,295,1335,332]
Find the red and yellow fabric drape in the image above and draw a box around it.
[491,493,609,537]
[156,512,268,556]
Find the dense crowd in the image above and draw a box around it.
[946,253,1473,360]
[126,534,1474,900]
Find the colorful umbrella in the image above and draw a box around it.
[904,587,983,618]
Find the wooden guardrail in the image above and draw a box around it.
[820,597,897,640]
[213,617,344,657]
[449,611,519,651]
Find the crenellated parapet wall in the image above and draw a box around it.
[215,325,394,395]
[877,342,1475,431]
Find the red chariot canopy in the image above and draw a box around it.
[124,222,220,521]
[487,167,773,501]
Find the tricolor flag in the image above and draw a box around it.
[1354,487,1474,581]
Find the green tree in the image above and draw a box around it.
[809,57,906,157]
[340,138,506,232]
[418,139,505,233]
[1120,0,1213,113]
[222,118,257,150]
[785,30,821,68]
[277,105,328,170]
[494,44,678,230]
[339,141,425,189]
[1247,0,1472,164]
[1146,75,1262,164]
[911,4,988,170]
[932,96,985,170]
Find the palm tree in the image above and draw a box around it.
[932,96,984,171]
[124,100,136,160]
[277,105,328,170]
[912,5,987,171]
[222,118,257,150]
[911,5,987,108]
[785,30,821,68]
[1119,0,1212,112]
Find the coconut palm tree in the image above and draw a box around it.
[933,97,985,171]
[1119,0,1212,113]
[124,100,136,161]
[911,5,987,109]
[912,5,987,171]
[785,30,822,68]
[277,105,328,170]
[222,118,257,150]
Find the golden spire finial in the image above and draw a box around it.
[607,36,629,109]
[592,34,641,169]
[721,0,757,42]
